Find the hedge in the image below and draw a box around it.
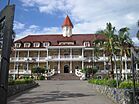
[89,79,139,88]
[8,79,34,85]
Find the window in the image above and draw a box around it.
[59,42,74,45]
[33,42,40,47]
[43,42,50,47]
[24,43,30,47]
[84,42,90,47]
[15,43,21,48]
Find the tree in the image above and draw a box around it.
[118,27,133,80]
[94,23,117,79]
[103,23,118,79]
[31,66,45,79]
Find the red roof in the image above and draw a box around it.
[15,34,106,46]
[62,15,73,28]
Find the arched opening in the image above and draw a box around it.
[64,65,69,73]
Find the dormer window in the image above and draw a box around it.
[24,43,30,47]
[43,42,50,47]
[84,42,90,47]
[59,41,75,45]
[15,43,21,48]
[33,42,40,47]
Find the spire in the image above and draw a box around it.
[62,15,73,28]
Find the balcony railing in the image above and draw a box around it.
[9,69,31,74]
[10,55,131,62]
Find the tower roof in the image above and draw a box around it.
[62,15,73,28]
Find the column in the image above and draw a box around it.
[13,48,17,80]
[27,50,29,71]
[70,61,72,73]
[17,51,19,73]
[103,54,106,71]
[46,48,49,68]
[58,61,60,73]
[92,49,94,66]
[70,48,72,73]
[58,48,60,59]
[70,48,72,59]
[38,51,40,66]
[82,48,84,69]
[124,54,128,80]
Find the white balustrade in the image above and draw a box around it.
[75,69,85,80]
[9,69,31,74]
[45,69,55,77]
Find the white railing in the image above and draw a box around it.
[9,69,31,74]
[10,55,131,62]
[75,69,85,80]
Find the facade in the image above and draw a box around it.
[8,16,138,79]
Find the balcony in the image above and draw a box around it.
[10,55,85,62]
[10,55,131,62]
[46,55,84,61]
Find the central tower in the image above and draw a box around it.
[62,15,73,37]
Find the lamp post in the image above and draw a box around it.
[0,3,15,104]
[131,51,136,104]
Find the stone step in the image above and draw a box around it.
[50,73,80,80]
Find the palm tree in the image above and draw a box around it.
[103,23,118,79]
[118,27,133,80]
[95,23,117,78]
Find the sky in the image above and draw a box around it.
[0,0,139,45]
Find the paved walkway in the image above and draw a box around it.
[8,81,115,104]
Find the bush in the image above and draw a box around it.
[39,75,45,80]
[8,79,33,85]
[106,79,117,87]
[88,79,117,87]
[119,80,139,89]
[23,75,30,79]
[88,79,108,86]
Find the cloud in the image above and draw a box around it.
[131,37,139,46]
[14,21,25,30]
[19,0,139,29]
[14,21,61,40]
[18,0,139,44]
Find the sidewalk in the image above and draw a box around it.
[8,80,115,104]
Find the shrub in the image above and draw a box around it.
[106,79,117,87]
[39,75,45,80]
[8,79,33,85]
[23,75,30,79]
[88,79,117,87]
[119,80,139,89]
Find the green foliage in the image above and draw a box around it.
[8,79,33,85]
[23,75,30,79]
[106,79,117,87]
[88,79,117,87]
[81,67,89,73]
[39,75,45,80]
[92,66,98,74]
[89,78,139,89]
[119,80,139,89]
[31,66,45,74]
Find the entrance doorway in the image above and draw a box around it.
[64,65,69,73]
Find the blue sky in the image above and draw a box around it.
[0,0,139,45]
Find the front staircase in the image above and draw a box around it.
[50,73,80,80]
